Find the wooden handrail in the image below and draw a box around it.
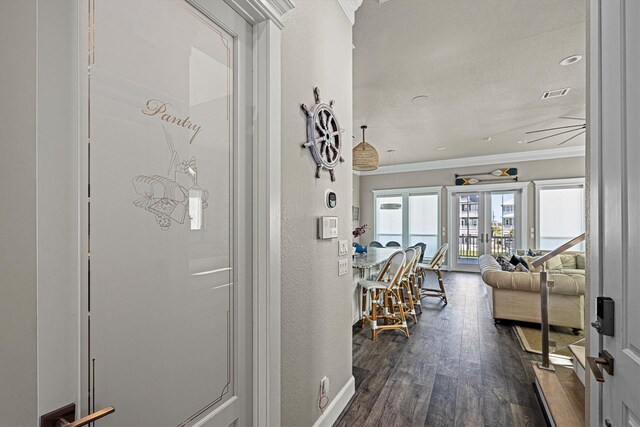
[530,233,586,268]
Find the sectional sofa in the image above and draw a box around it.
[478,252,585,330]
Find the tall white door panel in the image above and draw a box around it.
[590,0,640,425]
[82,1,252,425]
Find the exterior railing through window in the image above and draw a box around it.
[458,234,515,258]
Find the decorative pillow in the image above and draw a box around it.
[496,255,515,272]
[527,248,544,257]
[514,263,530,272]
[560,254,577,269]
[545,255,563,271]
[510,255,530,270]
[576,253,586,270]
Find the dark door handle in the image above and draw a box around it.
[586,350,614,383]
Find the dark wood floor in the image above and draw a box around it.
[336,271,548,427]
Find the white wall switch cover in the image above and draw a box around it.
[338,259,348,276]
[338,240,349,256]
[318,216,338,239]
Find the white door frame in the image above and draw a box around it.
[34,1,291,426]
[446,181,529,271]
[587,2,600,423]
[223,3,293,425]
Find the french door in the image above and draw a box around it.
[80,1,252,425]
[450,186,524,272]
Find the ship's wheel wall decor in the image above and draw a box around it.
[301,87,344,182]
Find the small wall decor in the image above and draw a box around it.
[454,168,518,186]
[301,87,344,181]
[132,126,209,230]
[352,206,360,221]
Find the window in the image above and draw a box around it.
[373,187,441,259]
[375,196,402,246]
[535,179,585,251]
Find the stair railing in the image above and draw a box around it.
[530,233,586,371]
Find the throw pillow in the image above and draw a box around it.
[496,255,515,272]
[514,263,530,272]
[576,253,586,270]
[545,255,563,271]
[527,248,544,257]
[510,255,530,270]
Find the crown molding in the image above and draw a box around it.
[337,0,363,25]
[354,145,586,176]
[225,0,295,29]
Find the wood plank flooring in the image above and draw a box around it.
[337,272,549,427]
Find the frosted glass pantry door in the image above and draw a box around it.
[84,1,252,425]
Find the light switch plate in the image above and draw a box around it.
[338,259,348,276]
[338,240,349,256]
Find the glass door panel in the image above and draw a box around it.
[375,196,403,246]
[456,193,481,265]
[489,192,517,256]
[85,1,250,425]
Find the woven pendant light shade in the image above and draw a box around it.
[352,125,379,171]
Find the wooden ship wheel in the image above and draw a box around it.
[301,87,344,181]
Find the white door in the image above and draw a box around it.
[589,0,640,425]
[80,1,252,425]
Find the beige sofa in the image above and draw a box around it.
[478,254,585,330]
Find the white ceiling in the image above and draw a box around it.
[353,0,586,166]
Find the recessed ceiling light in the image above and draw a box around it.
[482,137,492,142]
[517,140,523,144]
[560,55,583,66]
[436,146,446,150]
[411,95,429,103]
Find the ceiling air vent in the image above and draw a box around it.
[541,88,571,99]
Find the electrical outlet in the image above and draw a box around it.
[338,240,349,256]
[338,259,348,276]
[321,376,329,395]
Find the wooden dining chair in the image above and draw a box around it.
[386,241,401,247]
[399,247,421,323]
[359,250,408,341]
[369,241,384,248]
[413,242,426,263]
[417,243,449,305]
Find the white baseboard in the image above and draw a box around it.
[312,375,355,427]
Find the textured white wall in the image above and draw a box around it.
[0,2,38,425]
[359,156,586,251]
[281,1,354,426]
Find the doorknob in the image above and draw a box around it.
[586,350,614,383]
[41,403,115,427]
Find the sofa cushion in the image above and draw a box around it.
[560,254,577,269]
[576,253,586,270]
[545,256,563,271]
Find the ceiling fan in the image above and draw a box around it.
[525,116,586,146]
